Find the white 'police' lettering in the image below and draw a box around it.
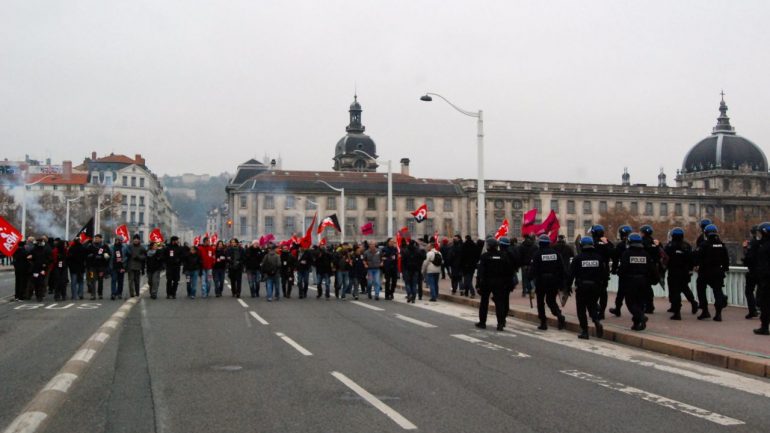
[630,256,647,264]
[581,260,599,267]
[713,244,723,248]
[542,254,558,261]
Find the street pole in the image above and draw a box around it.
[387,159,393,238]
[340,188,345,244]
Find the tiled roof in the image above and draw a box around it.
[27,173,88,185]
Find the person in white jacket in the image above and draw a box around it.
[422,243,442,302]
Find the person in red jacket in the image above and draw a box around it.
[198,237,216,298]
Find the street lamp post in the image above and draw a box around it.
[316,180,345,244]
[20,173,54,238]
[353,149,393,238]
[420,92,485,239]
[65,195,84,240]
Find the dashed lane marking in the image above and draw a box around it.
[237,298,249,308]
[276,332,313,356]
[394,314,437,328]
[561,370,744,426]
[451,334,530,358]
[350,301,384,311]
[331,371,417,430]
[249,311,269,325]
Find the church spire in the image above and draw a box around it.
[712,90,736,135]
[346,94,365,133]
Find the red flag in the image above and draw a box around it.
[193,235,201,247]
[319,237,327,247]
[301,213,317,249]
[115,224,129,243]
[494,218,509,240]
[399,226,412,243]
[534,210,560,243]
[149,228,164,243]
[76,218,94,243]
[317,214,342,234]
[360,221,374,236]
[0,216,22,257]
[411,204,428,223]
[433,230,440,250]
[204,231,210,241]
[211,232,218,245]
[396,230,403,273]
[521,208,538,236]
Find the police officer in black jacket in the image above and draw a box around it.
[568,237,606,339]
[742,226,760,319]
[640,225,662,314]
[619,233,656,331]
[753,222,770,335]
[529,234,566,330]
[663,228,698,320]
[694,224,730,321]
[609,225,632,317]
[476,237,513,331]
[590,225,614,319]
[164,236,184,299]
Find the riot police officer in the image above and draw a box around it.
[695,218,712,249]
[753,222,770,335]
[663,227,698,320]
[694,224,730,321]
[476,237,514,331]
[640,225,663,314]
[742,225,760,319]
[609,225,632,317]
[589,225,613,319]
[529,234,566,331]
[619,233,656,331]
[567,237,606,339]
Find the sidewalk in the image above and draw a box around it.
[409,276,770,379]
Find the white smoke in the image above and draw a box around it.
[5,182,66,238]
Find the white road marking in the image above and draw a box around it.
[70,349,97,363]
[89,332,110,343]
[113,311,126,318]
[42,373,78,393]
[451,334,530,358]
[351,301,384,311]
[276,332,313,356]
[3,411,47,433]
[331,371,417,430]
[394,314,437,328]
[249,311,269,325]
[237,298,249,308]
[405,295,770,399]
[561,370,744,426]
[102,320,119,329]
[244,312,252,328]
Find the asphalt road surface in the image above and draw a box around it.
[1,273,769,433]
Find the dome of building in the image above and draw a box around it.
[333,95,379,172]
[682,96,768,173]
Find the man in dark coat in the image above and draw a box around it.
[475,237,514,331]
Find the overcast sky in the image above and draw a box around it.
[2,0,769,185]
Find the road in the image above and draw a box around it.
[1,273,769,432]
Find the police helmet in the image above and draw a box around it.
[640,225,653,235]
[704,224,719,236]
[537,234,551,245]
[700,218,712,230]
[580,236,594,248]
[618,225,632,236]
[628,233,643,244]
[670,227,685,238]
[590,224,605,237]
[498,237,511,247]
[759,222,770,236]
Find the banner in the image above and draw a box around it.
[149,228,164,243]
[360,221,374,236]
[211,232,219,245]
[300,213,317,249]
[317,214,342,234]
[494,218,509,240]
[193,235,201,247]
[411,204,428,223]
[115,224,130,243]
[0,216,22,257]
[521,208,538,236]
[76,218,94,243]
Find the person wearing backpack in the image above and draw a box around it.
[422,243,442,302]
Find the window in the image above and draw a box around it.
[615,201,623,211]
[131,176,136,187]
[53,185,58,191]
[122,176,127,186]
[327,196,336,210]
[534,199,542,211]
[264,216,274,233]
[550,199,559,213]
[130,211,136,223]
[426,198,435,211]
[285,195,295,209]
[567,220,576,239]
[239,195,247,209]
[346,197,357,210]
[582,201,592,215]
[121,194,127,204]
[704,180,710,189]
[284,216,296,234]
[406,198,415,210]
[674,203,682,216]
[724,179,731,191]
[139,196,145,206]
[644,202,653,216]
[512,200,523,210]
[688,203,697,217]
[425,219,434,234]
[139,212,145,224]
[264,195,274,209]
[512,219,522,237]
[743,179,752,192]
[140,178,145,188]
[660,203,668,216]
[443,199,453,212]
[367,197,376,210]
[121,211,127,221]
[305,216,315,231]
[630,202,639,214]
[240,217,248,237]
[599,201,607,214]
[494,200,504,210]
[406,219,416,233]
[567,200,575,214]
[130,195,136,205]
[443,218,454,234]
[305,196,317,210]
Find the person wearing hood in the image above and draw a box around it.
[12,240,31,301]
[127,234,147,297]
[475,237,514,331]
[110,237,129,300]
[85,234,109,300]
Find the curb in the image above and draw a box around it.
[422,288,770,379]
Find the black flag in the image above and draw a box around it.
[317,214,342,234]
[75,217,94,243]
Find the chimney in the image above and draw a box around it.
[400,158,410,176]
[135,154,146,166]
[63,161,72,180]
[91,151,97,161]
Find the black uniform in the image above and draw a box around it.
[226,245,245,297]
[754,237,770,332]
[12,244,30,300]
[593,237,614,318]
[86,241,109,299]
[641,236,662,313]
[742,238,760,317]
[29,242,52,301]
[610,239,628,313]
[477,249,513,330]
[280,250,297,298]
[663,240,697,316]
[529,246,565,326]
[567,248,607,333]
[694,236,730,320]
[164,243,184,298]
[618,244,656,329]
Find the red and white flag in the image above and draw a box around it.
[319,237,327,247]
[317,214,342,234]
[76,218,94,243]
[115,224,130,243]
[494,219,510,240]
[211,232,219,245]
[433,230,440,250]
[193,235,201,247]
[0,216,22,257]
[149,228,164,243]
[411,204,428,223]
